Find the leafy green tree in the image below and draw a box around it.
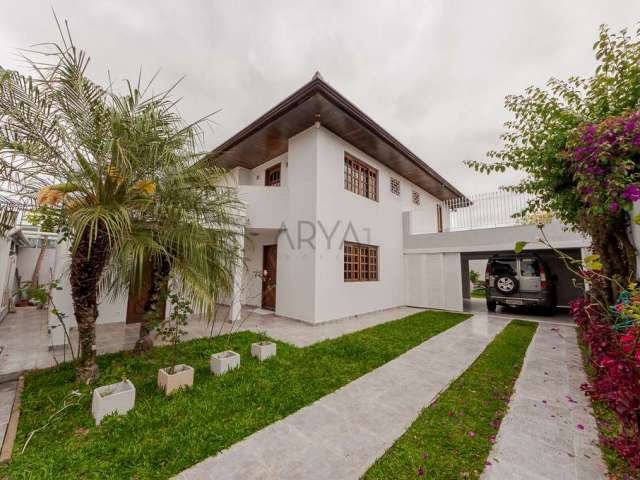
[467,25,640,298]
[469,270,480,285]
[0,24,240,382]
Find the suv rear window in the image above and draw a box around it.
[520,258,541,277]
[491,259,516,276]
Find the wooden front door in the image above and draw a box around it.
[262,245,277,310]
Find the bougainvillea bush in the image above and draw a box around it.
[468,24,640,475]
[468,25,640,299]
[572,294,640,471]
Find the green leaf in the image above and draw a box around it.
[584,254,603,271]
[633,213,640,225]
[514,241,527,254]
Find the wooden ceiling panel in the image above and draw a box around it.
[208,76,465,201]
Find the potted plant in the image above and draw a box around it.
[251,341,276,361]
[157,293,194,395]
[91,379,136,425]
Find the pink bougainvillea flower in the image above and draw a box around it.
[459,411,465,416]
[485,461,492,466]
[468,431,476,438]
[489,435,496,443]
[610,201,620,212]
[622,184,640,202]
[418,466,425,476]
[576,424,585,430]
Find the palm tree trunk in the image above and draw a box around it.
[134,256,171,354]
[69,229,110,384]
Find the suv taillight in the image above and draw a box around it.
[540,264,547,289]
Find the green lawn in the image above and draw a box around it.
[0,310,469,480]
[364,319,537,480]
[470,286,486,299]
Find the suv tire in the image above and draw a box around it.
[495,275,519,295]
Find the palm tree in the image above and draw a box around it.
[0,22,240,382]
[100,105,242,353]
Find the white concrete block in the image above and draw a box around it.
[157,364,194,395]
[251,341,277,361]
[91,379,135,425]
[210,351,240,375]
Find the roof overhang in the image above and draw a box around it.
[205,73,466,201]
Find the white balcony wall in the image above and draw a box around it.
[237,185,289,230]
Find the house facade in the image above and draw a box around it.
[215,73,465,324]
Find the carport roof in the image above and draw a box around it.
[204,72,466,202]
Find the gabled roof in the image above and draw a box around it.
[206,72,465,201]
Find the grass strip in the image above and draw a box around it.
[0,310,468,480]
[363,319,537,480]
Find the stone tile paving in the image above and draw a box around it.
[0,380,16,451]
[175,315,509,480]
[481,323,607,480]
[0,306,427,377]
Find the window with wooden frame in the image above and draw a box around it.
[344,242,378,281]
[390,177,400,196]
[412,190,420,206]
[265,163,281,187]
[436,204,443,232]
[344,153,378,201]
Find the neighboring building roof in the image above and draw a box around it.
[205,72,465,201]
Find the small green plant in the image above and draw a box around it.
[469,270,480,285]
[157,293,193,374]
[20,279,75,360]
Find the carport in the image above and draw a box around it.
[403,212,590,314]
[460,249,584,310]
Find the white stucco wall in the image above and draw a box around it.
[0,237,14,319]
[16,245,56,285]
[233,123,445,324]
[404,252,464,311]
[273,127,318,321]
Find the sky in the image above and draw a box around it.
[1,1,639,196]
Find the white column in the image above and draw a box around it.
[229,229,245,323]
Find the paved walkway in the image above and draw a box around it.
[0,306,426,377]
[0,380,16,451]
[482,323,606,480]
[176,315,509,480]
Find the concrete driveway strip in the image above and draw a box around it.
[175,315,509,480]
[481,323,607,480]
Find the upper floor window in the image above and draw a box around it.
[265,163,281,187]
[344,153,377,201]
[436,204,443,232]
[344,241,378,281]
[412,190,420,206]
[390,177,400,196]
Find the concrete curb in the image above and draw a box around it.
[0,375,24,463]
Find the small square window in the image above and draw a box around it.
[412,190,420,206]
[390,177,400,196]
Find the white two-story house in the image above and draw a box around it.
[212,72,466,324]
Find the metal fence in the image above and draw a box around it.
[438,191,536,232]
